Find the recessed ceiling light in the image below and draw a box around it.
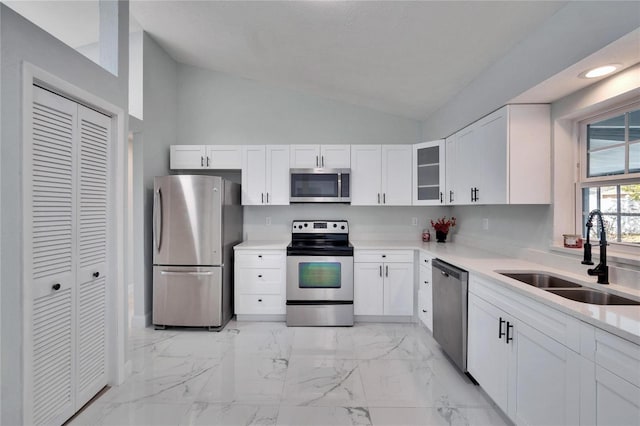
[580,64,620,79]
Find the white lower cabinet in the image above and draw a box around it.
[354,250,413,317]
[580,327,640,426]
[468,276,581,425]
[234,250,286,315]
[468,274,640,426]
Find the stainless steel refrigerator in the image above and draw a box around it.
[152,175,242,331]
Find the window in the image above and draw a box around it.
[579,104,640,245]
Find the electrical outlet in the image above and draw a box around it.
[482,218,489,231]
[411,217,418,226]
[266,217,271,225]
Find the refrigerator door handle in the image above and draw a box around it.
[159,270,214,276]
[154,188,163,252]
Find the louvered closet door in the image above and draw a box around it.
[28,86,78,426]
[75,105,110,408]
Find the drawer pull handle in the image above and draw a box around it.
[506,322,514,344]
[258,299,263,302]
[258,255,262,258]
[498,317,506,339]
[258,275,263,278]
[424,281,429,284]
[382,254,386,258]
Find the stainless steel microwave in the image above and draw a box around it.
[290,168,350,203]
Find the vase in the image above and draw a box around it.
[435,230,448,243]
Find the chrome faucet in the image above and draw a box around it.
[581,209,609,284]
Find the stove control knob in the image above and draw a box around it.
[304,223,308,227]
[298,225,303,229]
[341,225,345,230]
[333,223,337,228]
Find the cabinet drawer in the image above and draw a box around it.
[595,329,640,388]
[236,268,283,294]
[419,251,434,267]
[236,294,284,315]
[355,249,413,263]
[236,252,284,267]
[419,265,432,288]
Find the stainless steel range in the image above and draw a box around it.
[286,220,354,326]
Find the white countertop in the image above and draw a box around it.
[353,239,640,345]
[235,238,640,344]
[234,240,289,250]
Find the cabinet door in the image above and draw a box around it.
[290,145,320,168]
[594,366,640,426]
[445,135,459,205]
[413,140,445,205]
[467,294,510,412]
[354,263,384,315]
[476,108,507,204]
[383,262,413,315]
[242,145,266,205]
[321,144,351,168]
[509,320,581,426]
[455,125,477,204]
[170,145,206,169]
[381,145,412,205]
[206,145,241,169]
[351,145,382,205]
[266,145,290,205]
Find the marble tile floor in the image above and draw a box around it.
[70,321,509,426]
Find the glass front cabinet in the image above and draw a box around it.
[412,139,446,205]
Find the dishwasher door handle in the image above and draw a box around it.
[440,270,450,277]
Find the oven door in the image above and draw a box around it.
[286,256,354,301]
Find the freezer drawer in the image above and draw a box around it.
[153,266,223,327]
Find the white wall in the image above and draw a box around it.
[244,205,451,242]
[421,1,640,140]
[177,63,422,146]
[133,32,178,327]
[0,3,129,424]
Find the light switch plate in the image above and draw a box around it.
[411,217,418,226]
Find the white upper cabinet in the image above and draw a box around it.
[241,145,289,205]
[170,145,206,169]
[290,144,350,168]
[351,144,412,206]
[381,145,412,205]
[412,140,445,205]
[446,104,550,205]
[170,144,241,169]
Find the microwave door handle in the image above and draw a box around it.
[337,173,342,198]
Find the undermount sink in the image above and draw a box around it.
[546,289,640,306]
[499,272,640,305]
[500,273,583,289]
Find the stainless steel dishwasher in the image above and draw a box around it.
[432,258,469,373]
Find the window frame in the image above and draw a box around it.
[575,100,640,248]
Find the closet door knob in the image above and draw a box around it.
[93,272,100,278]
[52,283,61,291]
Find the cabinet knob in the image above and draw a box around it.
[424,259,429,263]
[424,281,429,284]
[382,254,386,258]
[52,283,61,291]
[93,272,100,278]
[258,255,262,258]
[258,274,263,278]
[422,309,427,313]
[258,299,263,302]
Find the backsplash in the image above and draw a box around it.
[244,205,450,241]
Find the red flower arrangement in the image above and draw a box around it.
[431,216,456,233]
